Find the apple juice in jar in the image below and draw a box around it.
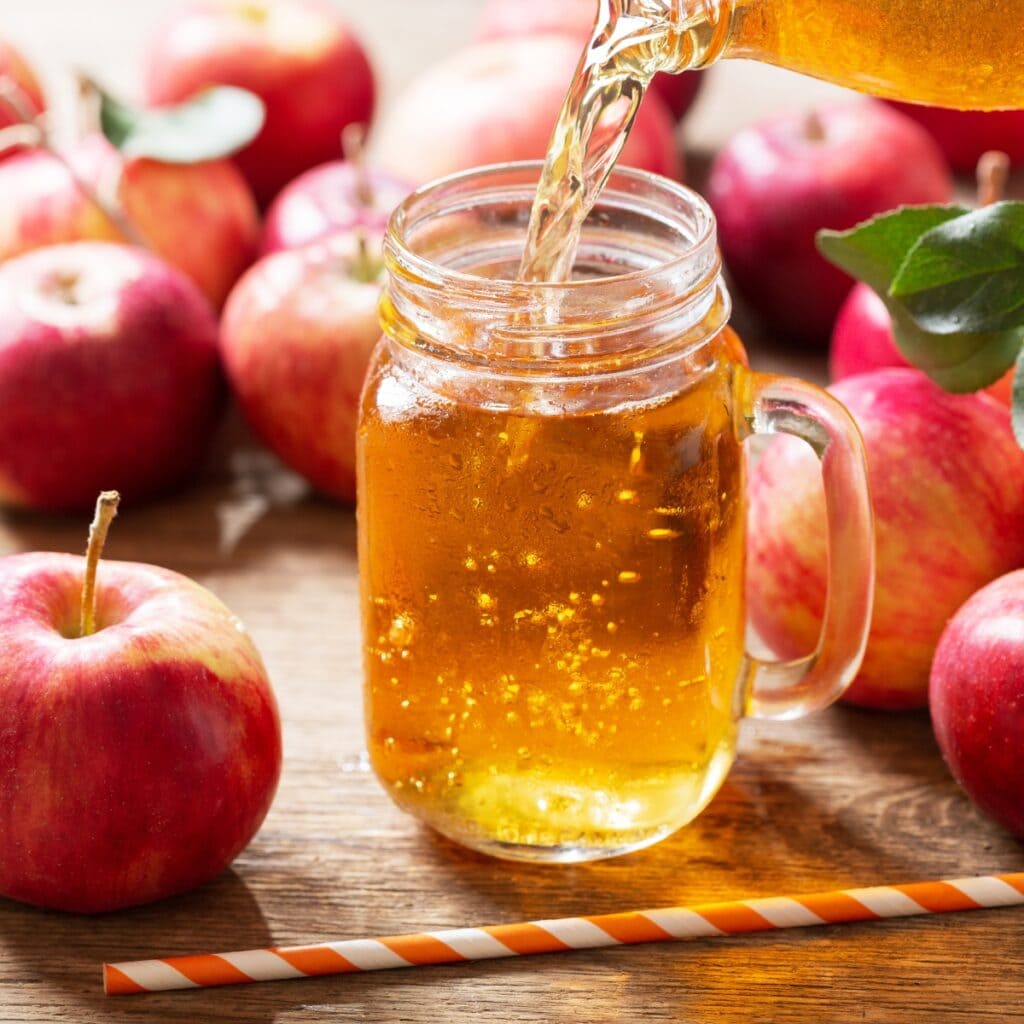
[359,166,747,859]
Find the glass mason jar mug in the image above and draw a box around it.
[358,164,874,863]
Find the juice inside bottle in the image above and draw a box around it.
[725,0,1024,110]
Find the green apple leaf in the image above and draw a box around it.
[1014,349,1024,448]
[890,203,1024,334]
[100,85,265,164]
[817,205,968,294]
[817,205,1024,399]
[890,316,1024,394]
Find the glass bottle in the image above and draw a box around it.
[661,0,1023,109]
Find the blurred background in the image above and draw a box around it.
[0,0,847,154]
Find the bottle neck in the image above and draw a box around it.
[665,0,736,71]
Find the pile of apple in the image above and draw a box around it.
[0,0,1022,915]
[707,102,1024,840]
[0,0,698,915]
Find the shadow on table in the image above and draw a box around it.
[0,868,278,1023]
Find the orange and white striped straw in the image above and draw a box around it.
[104,872,1024,995]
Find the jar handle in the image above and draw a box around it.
[739,372,875,721]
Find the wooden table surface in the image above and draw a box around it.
[3,443,1024,1024]
[1,2,1023,1021]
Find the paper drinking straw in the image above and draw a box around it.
[103,872,1024,995]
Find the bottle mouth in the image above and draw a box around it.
[383,161,727,372]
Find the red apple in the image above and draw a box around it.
[261,159,409,255]
[0,37,45,147]
[221,233,380,501]
[0,500,281,912]
[144,0,376,206]
[884,101,1024,171]
[831,283,1015,405]
[749,369,1024,710]
[0,133,259,309]
[373,36,683,187]
[0,242,223,513]
[931,570,1024,838]
[708,102,954,344]
[474,0,703,121]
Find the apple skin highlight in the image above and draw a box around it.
[0,553,282,913]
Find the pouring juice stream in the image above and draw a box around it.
[520,0,1024,283]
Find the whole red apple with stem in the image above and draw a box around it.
[0,241,224,513]
[931,571,1024,839]
[748,369,1024,710]
[0,492,282,913]
[144,0,376,206]
[708,102,954,344]
[261,124,410,256]
[473,0,704,121]
[374,35,682,187]
[221,231,381,502]
[831,151,1015,406]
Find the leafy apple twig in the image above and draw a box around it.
[818,201,1024,449]
[0,75,146,246]
[0,74,266,252]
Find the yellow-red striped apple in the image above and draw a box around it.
[0,134,259,309]
[749,369,1024,709]
[0,500,281,912]
[220,233,380,502]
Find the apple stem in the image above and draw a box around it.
[79,491,121,639]
[804,110,826,143]
[74,70,102,142]
[342,122,374,208]
[977,150,1010,208]
[0,75,148,249]
[351,228,379,284]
